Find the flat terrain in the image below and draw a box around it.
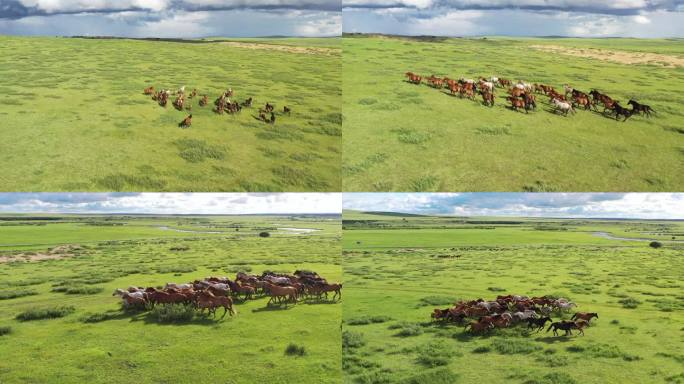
[342,36,684,192]
[0,36,341,192]
[342,211,684,384]
[0,215,341,384]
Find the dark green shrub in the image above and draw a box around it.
[284,343,306,356]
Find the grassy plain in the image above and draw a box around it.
[342,36,684,192]
[342,211,684,384]
[0,214,341,384]
[0,36,341,192]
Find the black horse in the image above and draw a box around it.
[611,102,633,121]
[527,316,552,332]
[547,321,576,336]
[628,100,655,117]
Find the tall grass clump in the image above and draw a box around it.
[0,289,38,300]
[149,304,195,323]
[16,306,75,321]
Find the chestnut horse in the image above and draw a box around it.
[263,282,297,305]
[196,291,235,318]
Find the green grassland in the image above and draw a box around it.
[0,215,341,384]
[342,211,684,384]
[342,36,684,192]
[0,36,341,192]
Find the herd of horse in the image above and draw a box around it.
[404,72,656,121]
[431,294,598,337]
[142,85,291,128]
[113,270,342,319]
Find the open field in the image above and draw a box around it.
[342,211,684,384]
[0,36,341,192]
[0,215,341,383]
[342,35,684,192]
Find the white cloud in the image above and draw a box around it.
[633,14,651,23]
[343,193,684,219]
[0,193,342,214]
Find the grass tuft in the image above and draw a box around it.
[16,306,75,321]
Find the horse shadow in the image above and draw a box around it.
[534,335,576,344]
[301,297,340,305]
[251,303,296,312]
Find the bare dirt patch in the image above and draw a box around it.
[530,44,684,68]
[218,41,340,56]
[0,244,82,263]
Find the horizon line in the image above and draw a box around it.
[342,210,683,221]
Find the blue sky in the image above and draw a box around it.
[0,193,341,214]
[343,0,684,37]
[0,1,341,37]
[343,193,684,219]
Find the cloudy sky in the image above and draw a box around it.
[343,0,684,37]
[0,193,341,214]
[344,193,684,219]
[0,0,341,37]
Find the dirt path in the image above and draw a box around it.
[218,41,340,56]
[530,44,684,68]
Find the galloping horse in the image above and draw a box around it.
[571,312,598,323]
[628,100,655,117]
[526,316,552,332]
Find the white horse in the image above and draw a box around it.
[512,310,538,321]
[555,301,577,312]
[552,98,575,116]
[479,81,494,92]
[489,76,499,84]
[165,283,192,290]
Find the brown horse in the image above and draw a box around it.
[283,106,291,115]
[264,282,297,305]
[147,289,188,307]
[196,291,235,318]
[572,94,592,110]
[466,319,494,334]
[481,90,494,107]
[143,86,155,95]
[508,87,525,97]
[571,312,598,323]
[158,92,168,107]
[199,95,208,107]
[173,96,184,111]
[179,114,192,128]
[573,319,589,336]
[317,283,342,301]
[507,96,527,113]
